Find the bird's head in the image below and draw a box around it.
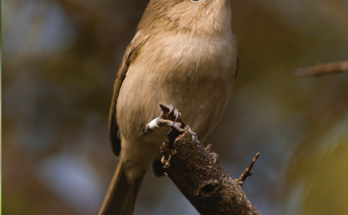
[138,0,232,36]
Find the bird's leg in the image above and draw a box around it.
[143,104,188,135]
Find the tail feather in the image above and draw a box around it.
[99,159,144,215]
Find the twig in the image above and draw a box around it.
[236,153,260,186]
[293,61,348,76]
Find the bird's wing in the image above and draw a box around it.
[235,56,239,79]
[109,31,149,156]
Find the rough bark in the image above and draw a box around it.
[160,127,261,215]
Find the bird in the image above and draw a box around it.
[99,0,238,214]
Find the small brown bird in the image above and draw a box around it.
[99,0,238,214]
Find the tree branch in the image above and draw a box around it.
[293,61,348,76]
[155,104,261,215]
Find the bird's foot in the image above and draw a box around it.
[143,104,188,135]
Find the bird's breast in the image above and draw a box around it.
[117,32,237,143]
[148,32,236,80]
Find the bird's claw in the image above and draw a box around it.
[159,104,181,123]
[173,108,181,123]
[157,104,188,132]
[143,104,188,136]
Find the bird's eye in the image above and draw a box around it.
[191,0,201,2]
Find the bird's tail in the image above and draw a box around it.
[99,158,144,215]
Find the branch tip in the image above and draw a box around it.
[236,153,260,186]
[292,61,348,77]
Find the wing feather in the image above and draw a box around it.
[109,32,149,156]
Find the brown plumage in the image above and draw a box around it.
[100,0,238,214]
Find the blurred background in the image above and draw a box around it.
[2,0,348,214]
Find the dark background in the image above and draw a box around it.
[2,0,348,214]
